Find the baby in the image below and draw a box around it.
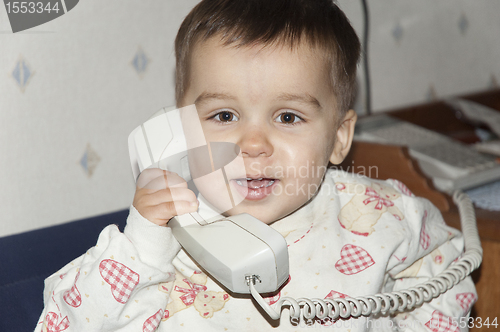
[36,0,476,331]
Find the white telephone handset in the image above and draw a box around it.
[128,106,289,294]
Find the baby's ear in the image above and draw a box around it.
[329,109,357,164]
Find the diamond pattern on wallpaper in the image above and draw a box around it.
[11,56,34,92]
[426,84,438,101]
[392,21,404,44]
[80,143,101,177]
[489,74,498,89]
[131,47,150,77]
[458,13,469,35]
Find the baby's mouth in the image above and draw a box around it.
[235,178,276,189]
[231,176,279,201]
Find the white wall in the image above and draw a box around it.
[1,1,499,237]
[338,0,500,112]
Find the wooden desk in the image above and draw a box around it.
[388,89,500,329]
[340,89,500,330]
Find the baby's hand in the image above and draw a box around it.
[133,168,199,226]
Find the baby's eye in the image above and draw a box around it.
[212,110,239,123]
[276,112,302,125]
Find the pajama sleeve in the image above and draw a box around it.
[34,206,181,332]
[386,194,477,332]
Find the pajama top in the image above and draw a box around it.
[35,170,477,332]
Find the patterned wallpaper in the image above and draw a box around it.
[342,1,500,112]
[1,0,499,237]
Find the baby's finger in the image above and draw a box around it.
[164,172,189,188]
[140,187,198,207]
[143,200,199,226]
[136,168,168,189]
[138,170,188,191]
[164,200,200,218]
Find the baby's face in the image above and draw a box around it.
[181,37,346,224]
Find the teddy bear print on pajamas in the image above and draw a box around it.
[335,181,405,236]
[158,269,229,319]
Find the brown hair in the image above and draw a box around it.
[175,0,360,116]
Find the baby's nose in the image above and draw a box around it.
[238,128,274,158]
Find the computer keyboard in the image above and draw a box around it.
[354,115,500,192]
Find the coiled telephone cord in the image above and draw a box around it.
[248,191,482,321]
